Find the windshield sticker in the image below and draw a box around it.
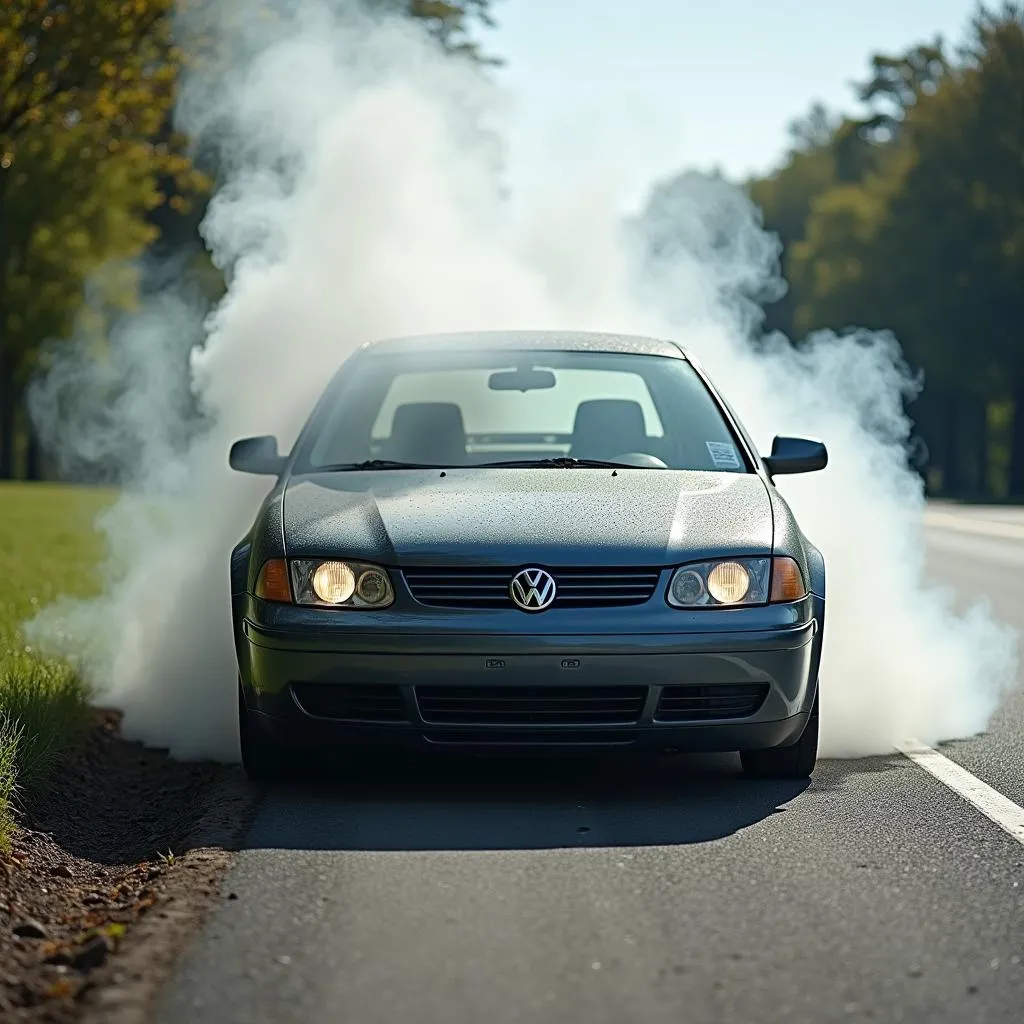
[705,441,741,469]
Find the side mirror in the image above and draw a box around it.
[229,435,287,476]
[762,435,828,476]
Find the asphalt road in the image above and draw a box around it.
[158,503,1024,1024]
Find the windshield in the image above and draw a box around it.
[299,350,750,472]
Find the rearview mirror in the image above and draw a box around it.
[762,435,828,476]
[229,435,287,476]
[488,368,557,392]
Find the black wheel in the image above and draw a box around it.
[238,682,308,783]
[740,689,819,780]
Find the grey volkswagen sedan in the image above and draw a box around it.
[229,331,827,781]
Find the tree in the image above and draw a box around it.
[1,0,500,480]
[746,106,880,340]
[952,5,1024,490]
[855,39,949,141]
[0,0,207,478]
[747,135,836,339]
[151,0,502,267]
[749,7,1024,496]
[409,0,500,62]
[850,6,1024,494]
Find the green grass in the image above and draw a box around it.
[0,482,115,851]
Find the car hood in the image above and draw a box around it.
[280,469,773,567]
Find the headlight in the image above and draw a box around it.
[707,561,750,603]
[312,561,355,604]
[667,556,806,607]
[290,559,395,608]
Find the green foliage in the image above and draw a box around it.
[855,40,949,130]
[0,662,90,788]
[790,180,887,336]
[0,0,498,479]
[0,482,113,845]
[0,1,209,389]
[0,714,19,852]
[750,4,1024,495]
[747,120,839,338]
[409,0,500,62]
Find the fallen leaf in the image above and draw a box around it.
[45,977,77,999]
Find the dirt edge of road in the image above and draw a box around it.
[1,710,260,1024]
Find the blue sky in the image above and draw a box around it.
[484,0,981,205]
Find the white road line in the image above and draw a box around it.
[924,510,1024,540]
[898,739,1024,846]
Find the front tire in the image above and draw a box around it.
[238,682,307,783]
[740,689,819,780]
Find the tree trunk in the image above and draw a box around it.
[0,171,12,481]
[0,336,14,480]
[943,390,961,496]
[24,407,41,481]
[976,399,989,499]
[1010,387,1024,497]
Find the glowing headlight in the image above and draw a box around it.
[667,556,804,608]
[707,562,750,604]
[312,562,356,604]
[290,559,395,608]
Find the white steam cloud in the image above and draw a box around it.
[24,0,1017,761]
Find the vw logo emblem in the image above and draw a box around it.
[509,567,557,612]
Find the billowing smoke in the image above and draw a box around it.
[24,0,1017,761]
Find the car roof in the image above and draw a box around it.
[360,330,689,360]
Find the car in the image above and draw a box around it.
[228,330,827,782]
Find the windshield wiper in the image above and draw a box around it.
[314,459,448,471]
[475,457,636,469]
[314,457,643,472]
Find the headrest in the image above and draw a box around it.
[391,402,465,437]
[387,402,466,464]
[570,399,647,459]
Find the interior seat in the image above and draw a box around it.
[569,399,649,461]
[384,402,467,465]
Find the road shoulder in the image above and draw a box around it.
[1,710,258,1024]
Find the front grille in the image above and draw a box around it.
[655,683,769,722]
[416,685,647,726]
[403,567,660,609]
[291,683,407,723]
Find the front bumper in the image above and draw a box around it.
[237,600,823,755]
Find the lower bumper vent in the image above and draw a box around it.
[291,683,407,723]
[655,683,768,722]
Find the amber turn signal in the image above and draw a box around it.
[255,558,292,603]
[769,556,806,603]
